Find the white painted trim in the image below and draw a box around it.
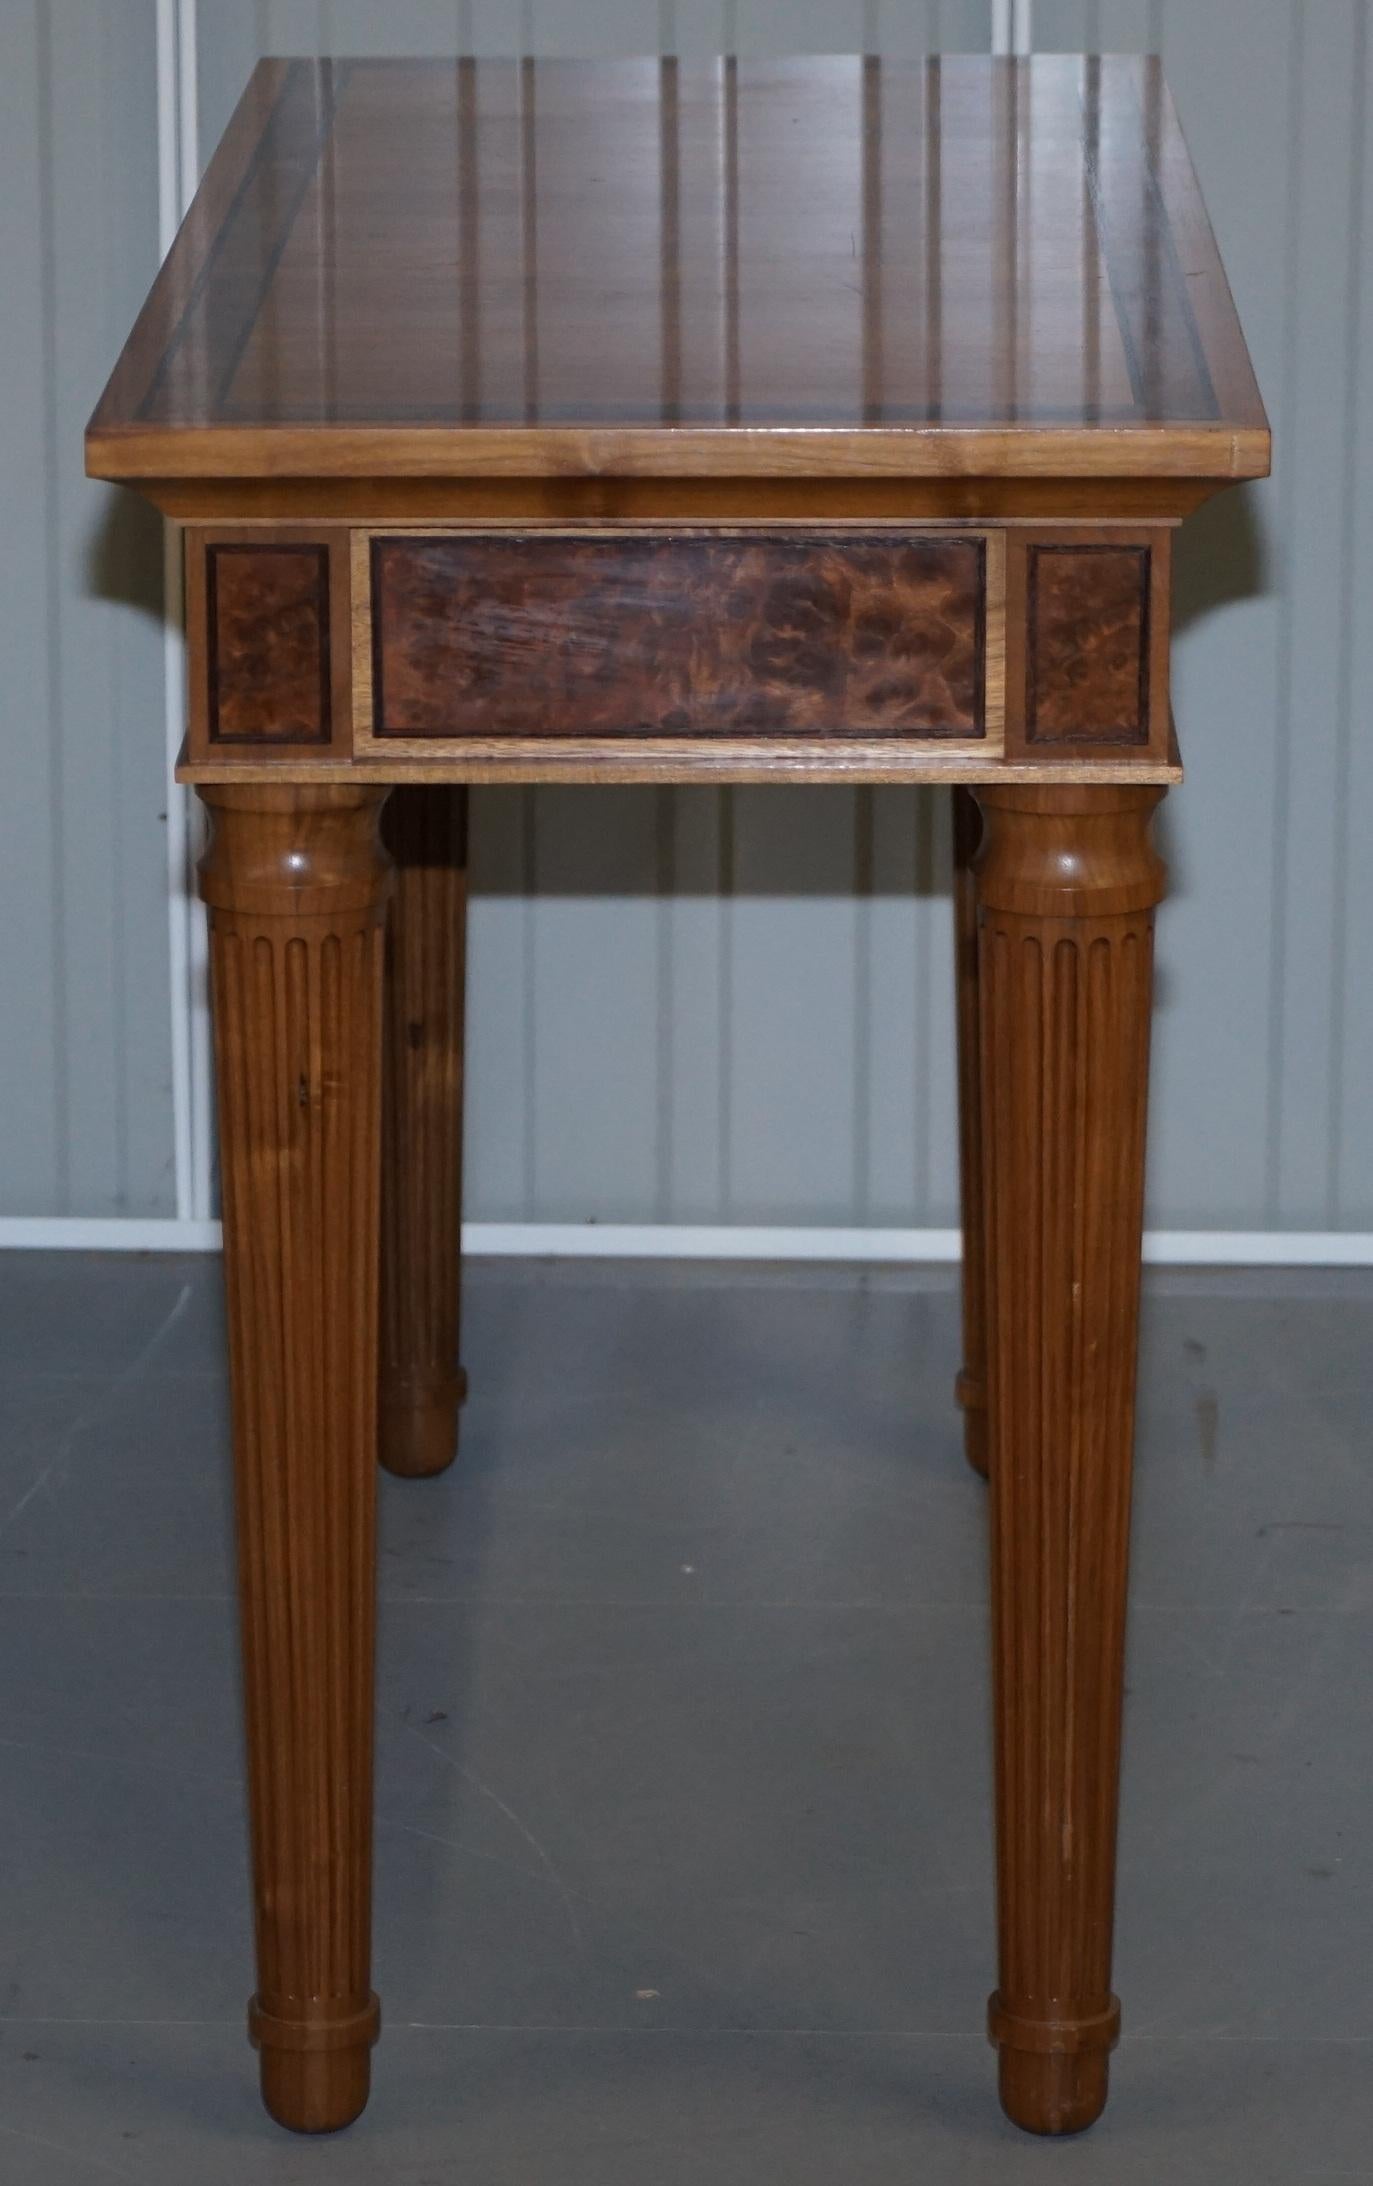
[469,1224,966,1261]
[3,1220,1373,1267]
[155,1,191,1222]
[0,1218,223,1252]
[466,1226,1373,1266]
[178,6,214,1227]
[176,0,199,202]
[155,0,212,1225]
[1141,1232,1373,1267]
[991,0,1034,56]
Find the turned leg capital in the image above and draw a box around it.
[971,781,1167,921]
[197,782,393,924]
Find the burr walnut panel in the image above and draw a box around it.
[1027,545,1150,746]
[999,529,1172,767]
[206,544,331,745]
[367,532,987,742]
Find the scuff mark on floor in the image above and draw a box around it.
[0,1285,194,1535]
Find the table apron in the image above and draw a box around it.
[178,520,1177,786]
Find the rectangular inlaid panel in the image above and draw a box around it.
[205,543,330,744]
[366,532,987,741]
[1029,546,1149,744]
[187,531,355,761]
[1003,530,1172,763]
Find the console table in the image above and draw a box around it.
[87,53,1268,2141]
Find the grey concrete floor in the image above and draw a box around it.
[0,1251,1370,2184]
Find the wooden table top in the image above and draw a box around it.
[87,54,1268,490]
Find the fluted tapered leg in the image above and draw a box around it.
[379,787,469,1478]
[952,785,988,1478]
[974,783,1166,2136]
[199,784,392,2134]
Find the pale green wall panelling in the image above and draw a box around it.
[1036,1,1373,1225]
[0,1,173,1217]
[8,1,1372,1236]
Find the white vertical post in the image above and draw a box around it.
[991,0,1034,54]
[155,0,212,1227]
[176,1,213,1225]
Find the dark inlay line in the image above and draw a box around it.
[210,63,352,418]
[458,57,481,424]
[520,55,540,425]
[861,55,882,426]
[925,59,943,423]
[1014,58,1032,424]
[723,55,740,425]
[994,58,1020,425]
[137,61,298,420]
[209,395,1162,427]
[1080,61,1218,423]
[1082,56,1102,425]
[660,58,682,426]
[140,62,349,423]
[1143,55,1164,423]
[318,64,340,427]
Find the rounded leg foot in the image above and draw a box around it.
[954,1369,989,1479]
[379,1367,468,1479]
[252,1992,381,2134]
[997,2047,1109,2137]
[260,2046,372,2135]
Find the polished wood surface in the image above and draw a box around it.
[379,788,469,1479]
[143,475,1240,524]
[199,784,392,2131]
[88,55,1268,487]
[973,782,1164,2134]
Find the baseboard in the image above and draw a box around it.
[0,1217,224,1252]
[1,1215,1372,1267]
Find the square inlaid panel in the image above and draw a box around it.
[1004,529,1172,763]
